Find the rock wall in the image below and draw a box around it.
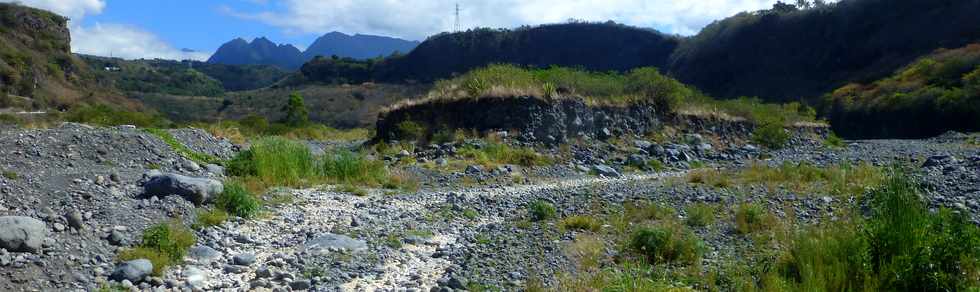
[375,96,662,144]
[375,96,828,144]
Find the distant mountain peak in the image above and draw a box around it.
[208,32,420,70]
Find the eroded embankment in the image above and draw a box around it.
[375,96,828,143]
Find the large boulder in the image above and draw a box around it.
[0,216,46,253]
[143,173,223,205]
[110,259,153,283]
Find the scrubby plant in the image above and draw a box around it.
[119,220,196,275]
[529,200,557,221]
[192,208,228,229]
[216,181,260,219]
[629,224,703,265]
[685,203,717,227]
[233,136,316,186]
[283,92,309,127]
[625,201,676,222]
[396,120,425,141]
[734,203,771,234]
[823,132,846,148]
[457,142,553,168]
[559,215,602,232]
[752,122,791,149]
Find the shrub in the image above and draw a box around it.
[560,215,601,232]
[65,103,169,128]
[529,200,557,221]
[823,132,845,148]
[625,201,676,222]
[192,208,228,229]
[396,120,425,141]
[283,92,309,127]
[864,173,980,291]
[685,203,716,227]
[752,122,791,149]
[216,181,260,219]
[734,203,770,234]
[629,224,703,265]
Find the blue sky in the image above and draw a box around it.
[3,0,789,60]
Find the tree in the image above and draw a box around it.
[283,92,309,127]
[796,0,812,9]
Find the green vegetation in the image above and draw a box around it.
[66,104,169,128]
[630,224,703,265]
[528,200,557,221]
[734,203,773,235]
[227,136,413,191]
[823,132,846,148]
[395,120,425,141]
[625,201,676,222]
[144,128,222,165]
[684,203,716,227]
[192,208,228,229]
[752,122,791,149]
[216,181,261,219]
[686,161,886,198]
[457,141,553,168]
[559,215,601,232]
[769,173,980,291]
[283,92,310,127]
[118,220,196,275]
[1,169,16,180]
[822,44,980,138]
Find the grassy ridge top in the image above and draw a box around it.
[390,64,822,127]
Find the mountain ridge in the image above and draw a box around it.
[207,32,419,70]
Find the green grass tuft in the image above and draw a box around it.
[216,181,261,218]
[629,224,703,265]
[192,208,228,230]
[685,203,717,227]
[734,203,772,235]
[529,200,557,221]
[560,215,602,232]
[118,220,196,275]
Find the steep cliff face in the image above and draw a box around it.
[0,3,123,109]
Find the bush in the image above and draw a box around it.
[529,200,557,221]
[396,120,425,141]
[629,224,703,265]
[560,215,601,232]
[685,203,716,227]
[864,173,980,291]
[752,122,791,149]
[734,203,771,234]
[216,181,260,218]
[117,247,172,276]
[283,92,309,127]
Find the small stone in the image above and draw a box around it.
[465,165,484,175]
[290,279,312,290]
[108,230,127,246]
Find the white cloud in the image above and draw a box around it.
[227,0,786,40]
[2,0,209,60]
[0,0,104,20]
[71,23,210,61]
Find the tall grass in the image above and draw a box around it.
[227,136,413,191]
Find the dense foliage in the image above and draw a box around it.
[297,22,678,85]
[821,44,980,138]
[669,0,980,101]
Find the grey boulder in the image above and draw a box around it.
[110,259,153,283]
[0,216,46,253]
[592,165,621,178]
[143,173,223,205]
